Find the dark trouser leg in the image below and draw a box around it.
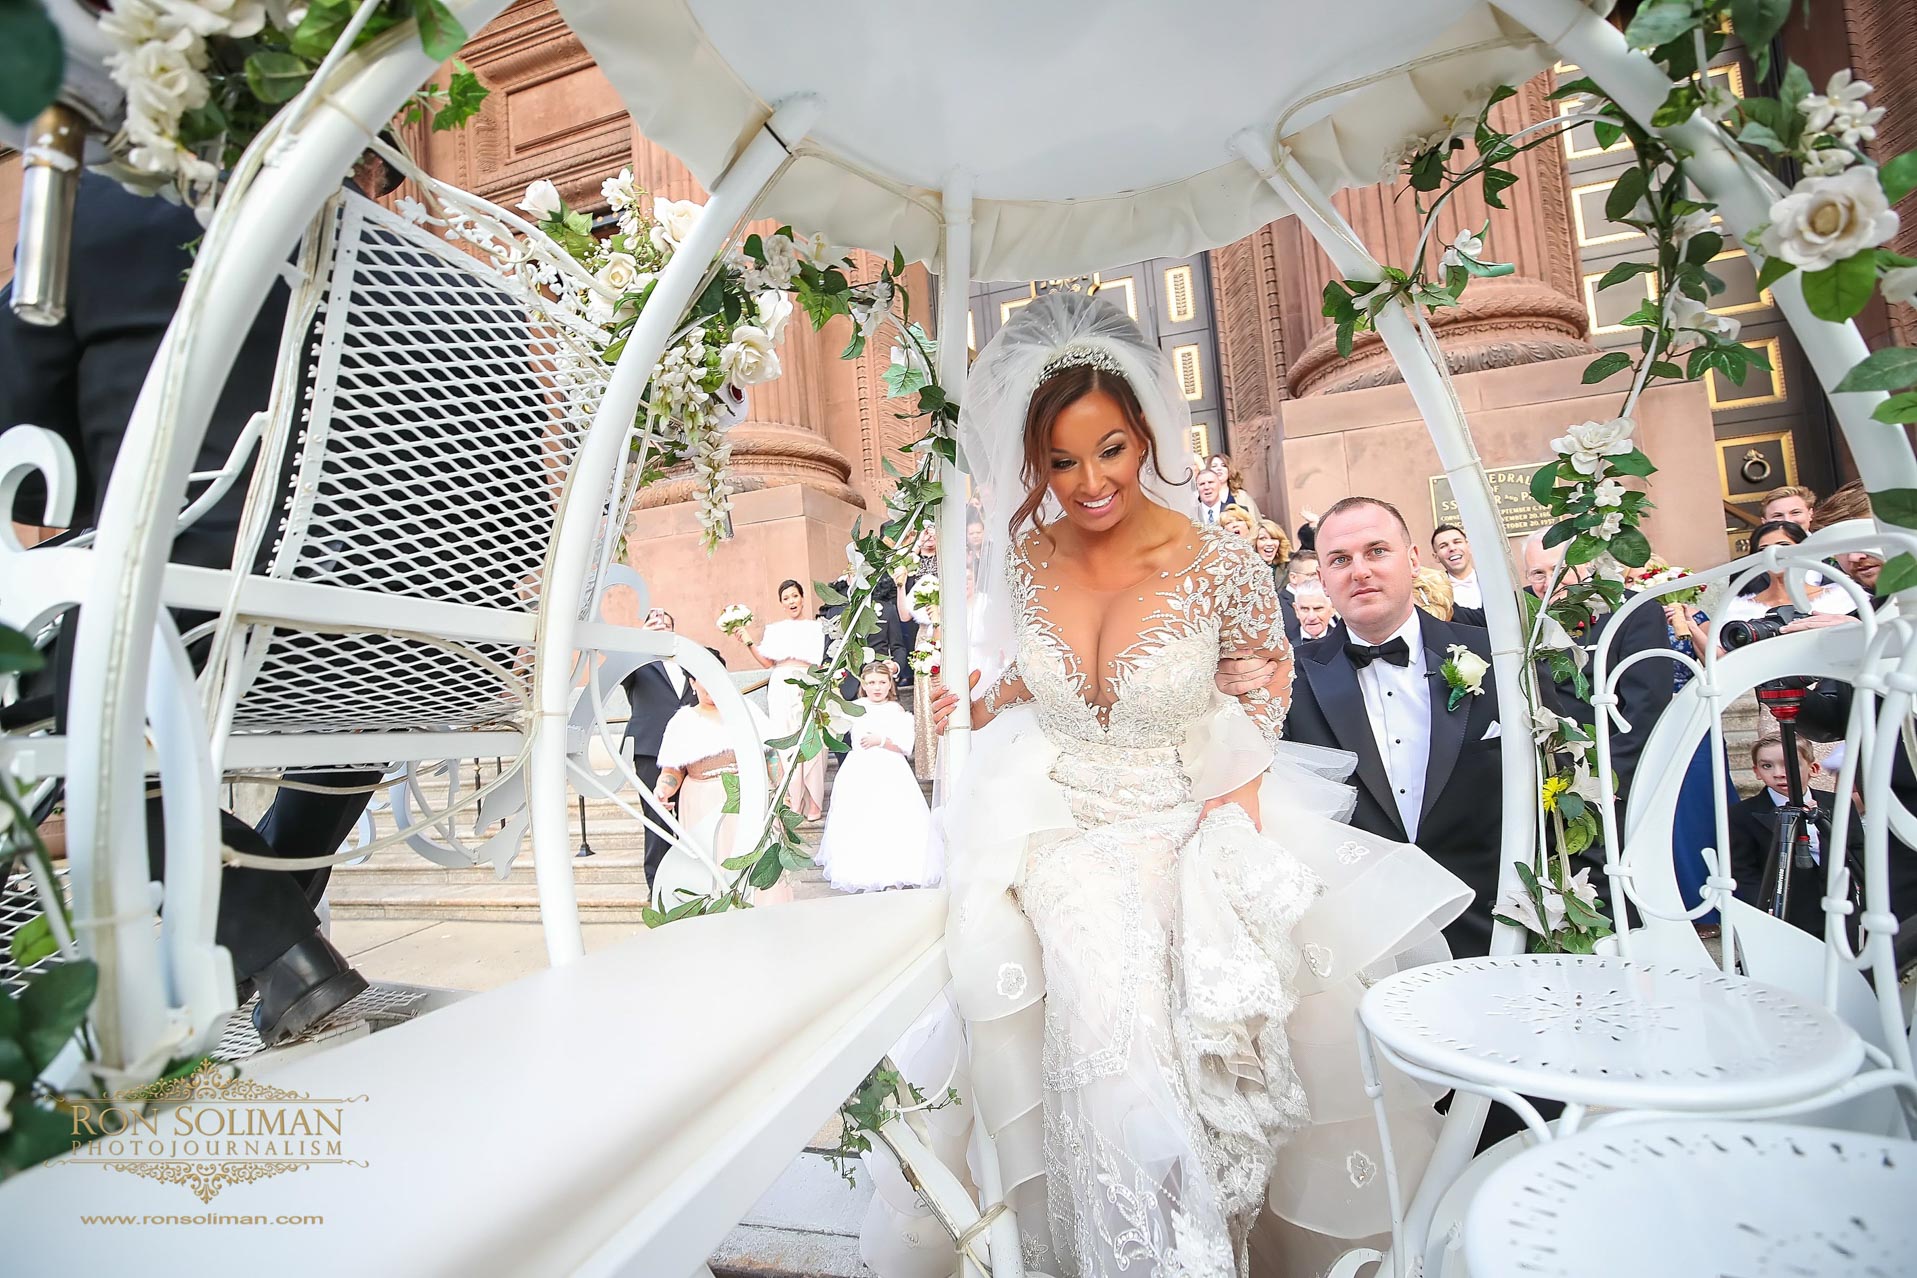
[633,751,667,887]
[253,769,384,910]
[201,812,326,980]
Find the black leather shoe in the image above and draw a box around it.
[250,933,368,1046]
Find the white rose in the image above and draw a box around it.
[1446,644,1489,694]
[518,179,562,221]
[720,324,782,387]
[1759,167,1900,272]
[759,233,801,289]
[1549,415,1634,477]
[754,290,793,343]
[652,197,703,249]
[1881,265,1917,309]
[1440,228,1483,270]
[1596,511,1624,539]
[153,0,267,37]
[595,251,642,296]
[1592,477,1627,507]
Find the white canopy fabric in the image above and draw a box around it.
[559,0,1606,281]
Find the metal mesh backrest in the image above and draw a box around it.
[228,192,611,734]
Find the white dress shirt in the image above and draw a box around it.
[662,659,686,697]
[1449,570,1482,610]
[1197,499,1228,525]
[1353,609,1432,839]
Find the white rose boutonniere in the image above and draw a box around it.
[1439,643,1488,711]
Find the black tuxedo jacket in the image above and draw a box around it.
[1543,589,1673,797]
[1282,610,1504,957]
[1726,787,1859,905]
[621,661,699,757]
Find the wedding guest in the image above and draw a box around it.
[1292,581,1338,641]
[1722,520,1857,621]
[817,664,939,892]
[1194,466,1237,527]
[654,654,789,906]
[1413,565,1457,621]
[1727,735,1862,938]
[1286,549,1320,592]
[1651,561,1734,928]
[1254,519,1292,584]
[1218,505,1259,541]
[1283,496,1505,956]
[1522,531,1673,802]
[1430,522,1483,609]
[739,577,828,821]
[1759,484,1817,529]
[1207,452,1262,523]
[620,607,699,886]
[1295,507,1319,553]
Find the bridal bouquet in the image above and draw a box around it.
[908,644,938,680]
[906,575,940,614]
[717,604,754,638]
[1625,561,1703,606]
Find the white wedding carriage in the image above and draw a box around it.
[2,0,1914,1274]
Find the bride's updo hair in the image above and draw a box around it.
[1014,362,1182,534]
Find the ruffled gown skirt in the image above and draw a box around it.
[818,748,941,891]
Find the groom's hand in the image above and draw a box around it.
[1216,651,1279,698]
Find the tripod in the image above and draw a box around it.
[1753,680,1820,928]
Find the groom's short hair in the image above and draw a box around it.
[1318,496,1411,542]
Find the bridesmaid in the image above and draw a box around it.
[739,577,827,821]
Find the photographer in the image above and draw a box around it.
[1763,484,1917,968]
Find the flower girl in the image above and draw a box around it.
[817,664,939,892]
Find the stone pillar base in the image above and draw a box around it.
[624,481,867,660]
[1279,354,1724,573]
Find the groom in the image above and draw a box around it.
[1280,497,1505,957]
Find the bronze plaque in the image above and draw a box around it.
[1430,462,1554,538]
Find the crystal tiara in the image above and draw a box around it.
[1038,343,1126,381]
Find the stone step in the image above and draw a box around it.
[710,1150,874,1278]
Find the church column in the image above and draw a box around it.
[1281,76,1595,396]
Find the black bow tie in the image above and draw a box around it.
[1346,636,1411,669]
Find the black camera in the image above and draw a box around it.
[1719,604,1804,650]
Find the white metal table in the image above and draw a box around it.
[1464,1118,1917,1277]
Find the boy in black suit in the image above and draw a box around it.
[1728,734,1862,937]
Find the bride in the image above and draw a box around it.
[892,291,1471,1277]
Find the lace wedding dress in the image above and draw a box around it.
[895,523,1470,1278]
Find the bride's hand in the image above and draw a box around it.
[1200,776,1262,832]
[930,671,981,735]
[1216,650,1279,698]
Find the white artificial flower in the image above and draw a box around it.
[1672,207,1716,248]
[759,233,801,289]
[595,251,642,296]
[1759,166,1900,272]
[1592,477,1627,508]
[124,38,212,118]
[1700,82,1739,124]
[1535,613,1589,670]
[720,324,781,387]
[1549,416,1634,477]
[152,0,268,37]
[1495,878,1563,936]
[394,195,430,224]
[1881,265,1917,309]
[1800,69,1884,146]
[754,290,793,343]
[1445,644,1489,695]
[798,231,838,268]
[1800,146,1856,179]
[518,179,562,221]
[1667,292,1741,350]
[1531,703,1578,746]
[1567,761,1604,807]
[1596,510,1625,539]
[652,197,704,250]
[845,541,874,591]
[1440,228,1484,270]
[600,168,637,213]
[890,341,930,380]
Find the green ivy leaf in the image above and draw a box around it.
[1593,119,1623,151]
[0,623,44,675]
[1607,449,1657,478]
[1736,121,1788,153]
[433,63,489,132]
[1651,82,1703,128]
[1684,232,1724,266]
[1835,347,1917,394]
[1582,351,1633,384]
[289,0,355,59]
[1754,254,1795,294]
[1595,261,1657,292]
[1604,166,1649,224]
[1,1098,72,1171]
[1482,166,1520,210]
[244,51,313,105]
[1779,63,1813,143]
[1870,488,1917,530]
[1730,0,1792,78]
[1873,551,1917,595]
[410,0,468,62]
[0,0,64,126]
[7,915,54,969]
[1879,151,1917,204]
[18,960,95,1071]
[1529,463,1561,506]
[1871,392,1917,424]
[1624,1,1699,49]
[1608,525,1653,567]
[1800,253,1877,322]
